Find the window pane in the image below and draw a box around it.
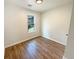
[28,15,35,32]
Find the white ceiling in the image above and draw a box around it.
[5,0,73,12]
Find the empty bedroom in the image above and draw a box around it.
[4,0,74,59]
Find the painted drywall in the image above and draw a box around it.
[63,6,74,59]
[4,2,41,48]
[41,4,72,45]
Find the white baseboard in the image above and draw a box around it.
[5,35,65,48]
[5,35,40,48]
[42,35,66,46]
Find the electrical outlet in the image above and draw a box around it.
[66,34,68,36]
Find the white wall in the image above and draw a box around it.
[41,4,72,45]
[63,6,74,59]
[4,2,41,48]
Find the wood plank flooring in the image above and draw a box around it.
[5,36,65,59]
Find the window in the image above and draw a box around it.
[28,15,35,32]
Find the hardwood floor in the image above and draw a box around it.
[5,36,65,59]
